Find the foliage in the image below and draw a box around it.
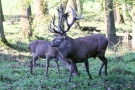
[16,0,32,9]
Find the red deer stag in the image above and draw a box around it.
[29,40,78,76]
[48,5,108,82]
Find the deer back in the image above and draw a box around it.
[75,34,108,58]
[29,40,50,58]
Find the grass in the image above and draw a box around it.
[0,41,135,89]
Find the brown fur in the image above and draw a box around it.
[48,5,108,82]
[29,40,78,76]
[49,34,108,82]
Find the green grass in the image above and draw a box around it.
[0,44,135,90]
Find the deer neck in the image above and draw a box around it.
[56,37,74,58]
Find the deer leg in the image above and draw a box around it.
[72,63,79,76]
[46,55,51,77]
[68,60,75,82]
[98,62,104,77]
[32,53,38,75]
[30,53,38,75]
[54,60,60,75]
[84,59,92,79]
[30,59,33,74]
[98,56,108,77]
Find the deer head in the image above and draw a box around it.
[48,5,83,47]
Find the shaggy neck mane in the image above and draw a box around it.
[56,37,74,58]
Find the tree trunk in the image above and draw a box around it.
[33,0,48,32]
[34,0,48,17]
[114,3,125,24]
[0,0,4,21]
[105,0,117,48]
[76,0,82,29]
[0,0,7,43]
[65,0,80,29]
[34,0,43,17]
[60,2,67,30]
[122,4,127,20]
[132,6,135,50]
[21,5,32,37]
[76,0,82,14]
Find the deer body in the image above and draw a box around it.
[49,34,108,82]
[29,40,78,76]
[48,5,108,82]
[57,35,105,61]
[29,40,60,76]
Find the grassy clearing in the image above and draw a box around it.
[0,16,135,90]
[0,45,135,90]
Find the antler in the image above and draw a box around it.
[48,15,61,34]
[48,5,83,35]
[62,6,83,33]
[48,4,64,34]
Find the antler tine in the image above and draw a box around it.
[59,10,70,34]
[48,4,65,35]
[63,10,70,20]
[57,4,66,34]
[48,21,61,34]
[52,14,58,28]
[48,12,64,34]
[48,21,55,33]
[63,6,83,33]
[70,6,83,19]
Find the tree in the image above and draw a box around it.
[33,0,48,35]
[105,0,117,47]
[132,6,135,50]
[114,3,125,24]
[21,1,32,37]
[76,0,82,28]
[59,2,67,30]
[65,0,80,29]
[122,3,128,20]
[34,0,48,17]
[76,0,82,15]
[0,0,8,43]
